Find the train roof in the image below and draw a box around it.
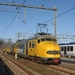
[59,42,75,46]
[16,33,55,43]
[27,33,55,40]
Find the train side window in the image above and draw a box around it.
[18,44,20,48]
[20,44,24,50]
[37,39,40,44]
[32,41,35,48]
[70,46,73,51]
[61,47,63,51]
[14,45,16,48]
[53,38,56,42]
[15,44,19,48]
[29,42,31,48]
[67,46,69,51]
[64,46,66,51]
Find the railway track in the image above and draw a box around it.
[0,53,41,75]
[45,65,75,75]
[0,57,14,75]
[1,53,75,75]
[61,58,75,64]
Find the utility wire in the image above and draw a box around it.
[21,6,75,34]
[19,0,51,33]
[1,2,14,37]
[19,13,37,31]
[42,0,50,6]
[1,0,26,37]
[45,6,75,23]
[25,26,38,33]
[1,2,75,38]
[1,11,10,35]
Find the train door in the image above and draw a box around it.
[64,46,67,56]
[26,41,28,56]
[60,46,63,56]
[31,41,36,56]
[28,40,36,56]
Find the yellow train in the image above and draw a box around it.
[4,33,61,64]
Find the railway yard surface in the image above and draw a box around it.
[0,52,75,75]
[61,57,75,61]
[0,57,14,75]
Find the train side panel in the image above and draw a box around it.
[23,43,26,55]
[28,40,36,56]
[13,43,21,54]
[6,45,12,53]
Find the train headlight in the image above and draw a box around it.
[47,51,61,54]
[47,51,50,54]
[47,51,53,54]
[58,51,61,54]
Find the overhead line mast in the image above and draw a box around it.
[0,2,56,10]
[0,2,57,38]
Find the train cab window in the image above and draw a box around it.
[70,46,73,51]
[32,41,35,48]
[41,38,45,41]
[46,38,52,41]
[37,39,40,44]
[53,38,56,42]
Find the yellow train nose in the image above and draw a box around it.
[46,43,60,50]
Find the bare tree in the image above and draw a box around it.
[0,39,4,46]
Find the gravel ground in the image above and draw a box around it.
[0,53,29,75]
[0,52,62,75]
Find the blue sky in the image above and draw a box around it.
[0,0,75,43]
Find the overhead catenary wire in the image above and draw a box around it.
[19,13,37,31]
[58,20,75,31]
[0,1,56,38]
[20,0,51,32]
[41,0,51,6]
[0,10,10,36]
[45,6,75,23]
[0,1,75,39]
[1,0,26,38]
[20,6,75,34]
[0,2,16,37]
